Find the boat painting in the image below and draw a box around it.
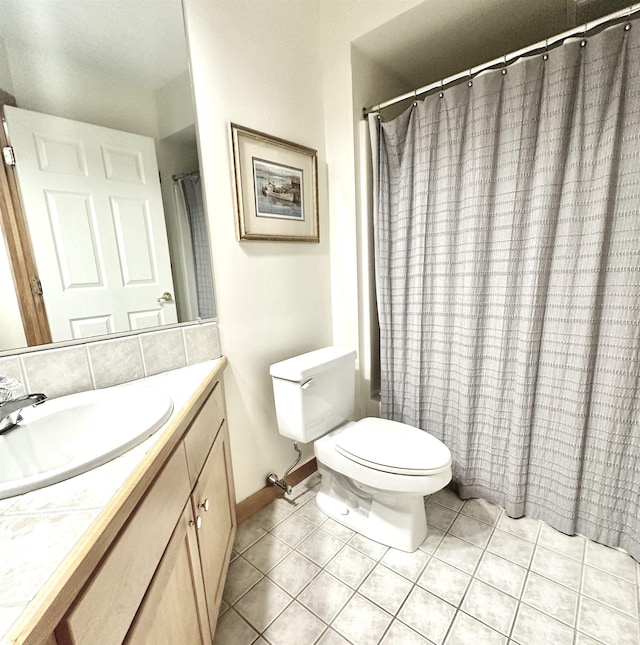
[253,158,304,220]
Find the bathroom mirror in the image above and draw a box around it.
[0,0,215,353]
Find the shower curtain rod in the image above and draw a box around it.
[362,3,640,118]
[172,169,200,181]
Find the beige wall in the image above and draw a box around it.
[318,1,424,418]
[183,0,334,502]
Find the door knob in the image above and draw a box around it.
[199,499,210,512]
[189,515,202,529]
[157,291,173,303]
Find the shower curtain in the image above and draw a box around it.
[177,173,216,319]
[373,21,640,558]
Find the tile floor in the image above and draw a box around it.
[215,474,640,645]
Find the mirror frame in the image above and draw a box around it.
[0,97,52,347]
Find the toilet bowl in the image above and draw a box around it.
[270,347,452,552]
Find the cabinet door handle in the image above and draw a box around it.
[199,499,210,512]
[189,516,202,529]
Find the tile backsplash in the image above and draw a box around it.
[0,322,221,399]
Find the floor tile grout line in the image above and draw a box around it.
[225,482,639,645]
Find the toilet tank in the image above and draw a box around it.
[270,347,357,443]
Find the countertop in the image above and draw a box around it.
[0,358,225,644]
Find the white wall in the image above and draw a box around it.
[317,1,424,418]
[0,37,13,95]
[183,0,333,502]
[4,41,159,138]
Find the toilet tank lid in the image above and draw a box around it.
[270,347,356,382]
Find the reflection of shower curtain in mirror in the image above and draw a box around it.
[178,174,216,319]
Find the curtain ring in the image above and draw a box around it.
[413,89,418,108]
[625,5,632,30]
[580,23,587,47]
[468,69,473,87]
[439,79,444,99]
[502,54,508,75]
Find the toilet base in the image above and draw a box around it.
[315,463,429,552]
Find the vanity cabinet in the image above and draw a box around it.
[54,377,236,645]
[191,420,235,635]
[124,504,211,645]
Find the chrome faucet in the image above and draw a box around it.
[0,393,48,434]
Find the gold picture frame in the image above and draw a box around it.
[230,123,319,242]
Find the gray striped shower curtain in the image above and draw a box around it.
[373,21,640,558]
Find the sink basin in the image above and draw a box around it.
[0,385,173,499]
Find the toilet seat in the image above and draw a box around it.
[334,417,451,476]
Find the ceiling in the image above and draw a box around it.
[0,0,189,91]
[353,0,632,94]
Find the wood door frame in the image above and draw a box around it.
[0,98,51,347]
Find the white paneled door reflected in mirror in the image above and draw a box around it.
[0,0,215,353]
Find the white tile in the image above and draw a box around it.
[530,546,582,591]
[496,513,541,543]
[398,586,456,644]
[183,322,221,363]
[381,545,431,581]
[213,608,258,645]
[297,528,344,566]
[332,594,393,645]
[511,603,575,645]
[448,513,494,548]
[444,611,507,645]
[21,346,93,398]
[581,565,638,617]
[262,601,326,645]
[418,557,471,607]
[584,540,638,583]
[537,523,585,561]
[88,337,144,388]
[0,605,25,641]
[381,620,434,644]
[426,500,458,531]
[234,578,292,632]
[321,517,356,542]
[575,632,607,645]
[242,534,291,573]
[0,510,97,605]
[270,513,316,547]
[326,545,376,589]
[316,628,351,645]
[233,519,267,553]
[359,564,413,615]
[434,535,483,574]
[267,551,320,596]
[348,532,389,560]
[486,529,535,568]
[578,596,639,644]
[298,571,353,623]
[419,526,445,554]
[461,579,518,636]
[295,499,328,526]
[222,557,263,604]
[139,328,187,376]
[429,488,465,511]
[474,552,527,598]
[460,498,503,526]
[251,500,293,531]
[522,572,579,626]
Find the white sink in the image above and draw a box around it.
[0,385,173,499]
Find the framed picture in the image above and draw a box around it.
[230,123,319,242]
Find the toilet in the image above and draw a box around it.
[270,347,452,552]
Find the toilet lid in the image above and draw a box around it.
[334,417,451,475]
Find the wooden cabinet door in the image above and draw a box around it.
[124,503,211,645]
[192,421,236,637]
